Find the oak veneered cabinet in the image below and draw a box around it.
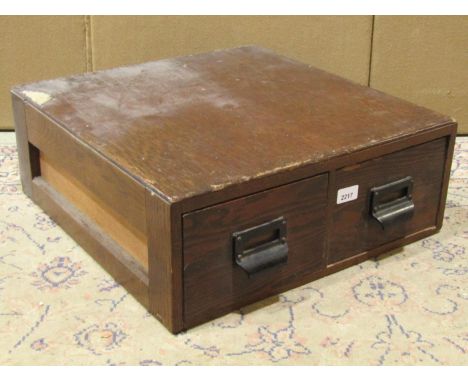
[12,46,456,333]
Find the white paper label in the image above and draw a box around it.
[337,185,359,204]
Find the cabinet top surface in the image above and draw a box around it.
[13,46,452,202]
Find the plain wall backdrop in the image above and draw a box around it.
[1,16,467,133]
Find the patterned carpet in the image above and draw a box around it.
[0,131,467,365]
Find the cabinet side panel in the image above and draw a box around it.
[13,99,150,312]
[24,104,147,236]
[31,177,149,308]
[436,124,457,228]
[39,152,148,270]
[146,192,184,333]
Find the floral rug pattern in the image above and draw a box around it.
[0,132,467,365]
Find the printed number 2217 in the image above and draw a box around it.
[336,185,359,204]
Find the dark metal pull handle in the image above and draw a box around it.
[233,217,288,277]
[370,176,415,229]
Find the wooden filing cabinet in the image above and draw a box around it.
[11,46,456,333]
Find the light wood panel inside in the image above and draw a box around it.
[39,152,149,271]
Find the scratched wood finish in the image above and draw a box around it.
[183,174,328,327]
[329,137,448,264]
[12,46,453,204]
[11,46,457,333]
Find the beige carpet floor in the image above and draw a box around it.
[0,132,467,365]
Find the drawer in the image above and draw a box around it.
[329,137,448,264]
[183,174,328,327]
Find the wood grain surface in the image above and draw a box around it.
[183,174,328,327]
[31,177,149,308]
[40,152,149,270]
[10,47,457,333]
[329,137,448,264]
[25,105,147,236]
[12,46,453,203]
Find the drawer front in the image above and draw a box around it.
[329,137,448,264]
[183,174,328,327]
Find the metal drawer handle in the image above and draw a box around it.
[233,217,288,277]
[370,176,415,229]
